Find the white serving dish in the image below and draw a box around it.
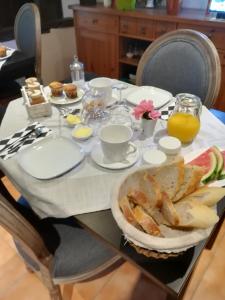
[111,164,213,253]
[21,85,52,118]
[17,136,85,179]
[125,86,173,109]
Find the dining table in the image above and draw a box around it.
[1,81,225,299]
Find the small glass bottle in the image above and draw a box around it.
[70,56,85,88]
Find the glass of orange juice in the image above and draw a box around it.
[167,93,202,143]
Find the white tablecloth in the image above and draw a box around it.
[1,94,225,218]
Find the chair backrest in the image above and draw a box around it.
[136,29,221,108]
[14,3,42,80]
[0,192,52,270]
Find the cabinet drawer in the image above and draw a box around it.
[137,19,155,40]
[120,17,137,35]
[155,21,176,38]
[178,23,225,50]
[76,12,118,33]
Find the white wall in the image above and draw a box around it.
[62,0,79,18]
[41,27,76,85]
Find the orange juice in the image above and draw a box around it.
[167,112,200,143]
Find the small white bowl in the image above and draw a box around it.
[143,149,167,166]
[158,136,181,155]
[72,125,93,141]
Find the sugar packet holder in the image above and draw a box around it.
[21,85,52,118]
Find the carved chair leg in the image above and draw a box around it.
[25,264,34,273]
[49,285,62,300]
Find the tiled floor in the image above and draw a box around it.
[0,177,225,300]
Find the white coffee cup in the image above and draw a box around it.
[89,77,113,105]
[99,124,136,162]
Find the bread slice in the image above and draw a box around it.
[182,186,225,207]
[148,156,185,200]
[172,165,205,202]
[119,196,138,227]
[161,192,180,226]
[174,199,219,228]
[128,172,162,210]
[132,206,162,237]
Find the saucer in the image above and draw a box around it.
[91,143,139,170]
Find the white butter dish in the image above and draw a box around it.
[158,136,181,155]
[143,149,167,166]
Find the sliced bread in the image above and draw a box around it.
[172,165,205,202]
[128,172,162,210]
[119,196,138,227]
[161,192,180,226]
[181,186,225,207]
[148,156,185,200]
[132,206,162,237]
[174,199,219,228]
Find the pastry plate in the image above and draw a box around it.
[17,136,85,179]
[46,87,84,105]
[91,142,139,170]
[0,48,15,61]
[124,86,173,109]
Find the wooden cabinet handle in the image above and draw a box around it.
[92,19,98,24]
[140,26,146,35]
[122,25,128,32]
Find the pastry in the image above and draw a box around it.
[30,90,45,105]
[49,81,63,97]
[0,46,7,57]
[27,82,40,92]
[63,83,77,99]
[25,77,38,86]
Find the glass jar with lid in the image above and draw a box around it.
[70,56,85,88]
[167,93,202,143]
[82,88,109,122]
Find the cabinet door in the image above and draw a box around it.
[77,29,118,78]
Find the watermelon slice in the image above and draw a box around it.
[188,148,213,174]
[188,146,225,183]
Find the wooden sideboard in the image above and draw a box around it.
[70,4,225,111]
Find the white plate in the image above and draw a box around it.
[125,86,173,109]
[0,48,14,61]
[91,143,139,170]
[48,88,84,105]
[17,136,85,179]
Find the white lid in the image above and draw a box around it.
[143,149,167,166]
[158,136,181,155]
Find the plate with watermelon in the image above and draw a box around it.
[186,146,225,185]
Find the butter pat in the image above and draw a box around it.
[66,114,81,126]
[72,126,93,140]
[158,136,181,155]
[143,149,167,166]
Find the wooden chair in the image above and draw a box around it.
[136,29,221,108]
[0,191,122,300]
[14,3,42,81]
